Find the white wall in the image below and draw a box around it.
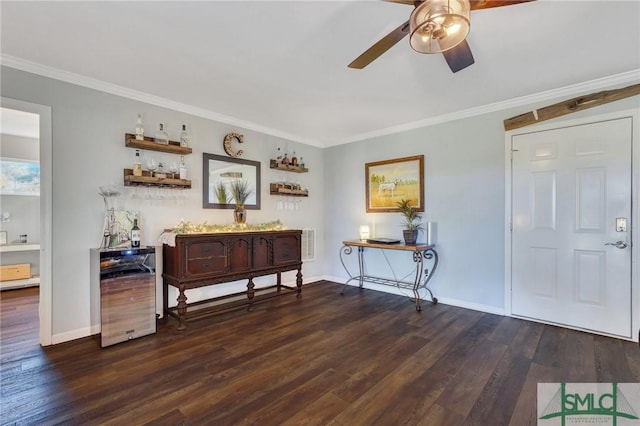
[0,66,325,341]
[323,87,640,313]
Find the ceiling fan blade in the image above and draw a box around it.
[441,39,475,73]
[469,0,535,11]
[348,20,410,69]
[383,0,416,5]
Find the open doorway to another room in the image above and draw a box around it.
[1,98,52,346]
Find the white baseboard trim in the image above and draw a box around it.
[51,326,94,345]
[324,275,505,316]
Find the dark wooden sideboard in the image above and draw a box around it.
[162,230,303,330]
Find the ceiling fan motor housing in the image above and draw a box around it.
[409,0,471,53]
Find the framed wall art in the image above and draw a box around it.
[365,155,424,213]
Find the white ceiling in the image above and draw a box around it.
[1,1,639,147]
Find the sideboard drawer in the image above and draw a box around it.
[186,240,226,260]
[186,257,227,275]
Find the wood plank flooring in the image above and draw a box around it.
[1,281,639,425]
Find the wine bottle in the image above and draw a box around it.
[154,123,169,145]
[133,149,142,176]
[179,124,189,147]
[131,219,141,248]
[135,114,144,140]
[179,156,187,180]
[291,151,298,166]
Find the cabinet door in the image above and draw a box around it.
[229,236,252,272]
[273,234,301,265]
[101,273,156,347]
[185,239,227,276]
[252,236,272,269]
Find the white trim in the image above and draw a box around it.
[52,327,93,345]
[504,109,640,342]
[333,70,640,146]
[0,55,323,148]
[323,275,505,316]
[2,55,637,149]
[1,97,52,346]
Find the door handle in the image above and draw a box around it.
[605,241,628,249]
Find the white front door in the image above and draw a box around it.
[511,117,632,338]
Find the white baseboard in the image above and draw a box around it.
[324,275,505,316]
[51,326,94,345]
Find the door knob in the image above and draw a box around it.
[605,241,628,249]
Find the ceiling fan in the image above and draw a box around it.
[349,0,535,73]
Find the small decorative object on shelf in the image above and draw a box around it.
[154,123,169,145]
[270,182,309,197]
[156,162,166,179]
[133,149,142,177]
[269,159,308,173]
[274,146,283,162]
[291,151,298,166]
[135,114,144,140]
[124,134,192,155]
[179,124,189,147]
[179,156,187,180]
[281,152,289,166]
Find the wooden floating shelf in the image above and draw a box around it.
[270,183,308,197]
[125,133,193,155]
[123,169,191,189]
[269,160,308,173]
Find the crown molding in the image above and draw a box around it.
[0,54,325,148]
[332,69,640,147]
[2,55,637,149]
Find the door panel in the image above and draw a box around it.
[511,118,632,338]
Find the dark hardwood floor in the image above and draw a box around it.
[1,281,639,425]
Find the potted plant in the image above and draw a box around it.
[229,179,253,224]
[396,199,423,244]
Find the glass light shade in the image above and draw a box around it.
[359,225,370,241]
[409,0,470,54]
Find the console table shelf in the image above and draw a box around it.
[340,240,439,311]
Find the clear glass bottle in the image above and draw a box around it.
[291,150,298,166]
[133,149,142,176]
[179,156,187,180]
[179,124,189,147]
[282,152,289,165]
[154,123,169,145]
[274,146,282,162]
[135,114,144,140]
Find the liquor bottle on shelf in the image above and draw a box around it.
[300,156,305,168]
[179,156,187,180]
[156,162,166,178]
[179,124,189,147]
[282,152,289,166]
[154,123,169,145]
[291,151,298,166]
[131,219,141,248]
[274,146,283,162]
[135,114,144,140]
[133,149,143,177]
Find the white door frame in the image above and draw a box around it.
[504,109,639,341]
[1,97,53,346]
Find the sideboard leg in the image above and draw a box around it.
[176,287,187,331]
[296,268,303,298]
[247,278,255,310]
[276,272,282,293]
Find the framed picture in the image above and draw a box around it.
[365,155,424,213]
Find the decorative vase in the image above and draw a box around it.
[233,204,247,224]
[403,229,418,245]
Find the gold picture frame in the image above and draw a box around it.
[365,155,424,213]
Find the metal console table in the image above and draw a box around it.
[339,240,439,311]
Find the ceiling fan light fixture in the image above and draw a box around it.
[409,0,470,54]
